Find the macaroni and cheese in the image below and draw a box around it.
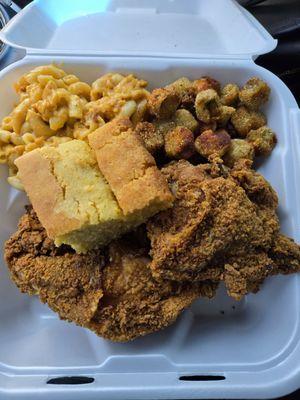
[0,65,150,189]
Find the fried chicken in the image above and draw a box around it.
[147,160,300,299]
[5,206,216,341]
[5,206,105,326]
[268,233,300,275]
[87,240,216,341]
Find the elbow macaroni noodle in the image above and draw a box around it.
[0,65,150,189]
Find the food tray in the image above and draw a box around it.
[0,1,300,399]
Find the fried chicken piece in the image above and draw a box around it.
[88,241,216,341]
[5,206,217,341]
[5,206,105,326]
[147,160,275,282]
[229,159,280,253]
[268,234,300,274]
[223,251,274,300]
[230,159,278,210]
[191,160,280,298]
[223,233,300,299]
[148,160,300,300]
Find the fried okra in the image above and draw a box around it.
[195,89,235,125]
[135,122,164,154]
[151,110,198,146]
[152,120,175,138]
[193,76,221,94]
[173,109,199,132]
[148,88,180,119]
[164,126,195,159]
[216,105,236,126]
[247,126,277,156]
[166,77,195,107]
[195,89,219,123]
[145,76,273,164]
[239,77,270,110]
[223,139,255,167]
[195,129,231,158]
[231,106,266,137]
[220,83,239,106]
[198,121,218,135]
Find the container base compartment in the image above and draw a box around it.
[0,56,300,399]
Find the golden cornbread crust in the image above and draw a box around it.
[88,118,173,216]
[15,150,81,239]
[15,140,134,253]
[117,167,174,215]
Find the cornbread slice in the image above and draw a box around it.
[88,118,173,216]
[15,140,140,253]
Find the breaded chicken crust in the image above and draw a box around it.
[88,241,216,341]
[147,160,300,299]
[5,206,105,326]
[5,207,216,341]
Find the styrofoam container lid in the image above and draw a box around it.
[0,0,277,58]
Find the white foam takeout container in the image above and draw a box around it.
[0,0,300,399]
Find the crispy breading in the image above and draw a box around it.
[223,251,274,299]
[5,206,217,341]
[147,160,300,300]
[268,234,300,274]
[147,161,273,282]
[230,159,278,209]
[224,233,300,299]
[88,241,216,341]
[5,206,104,325]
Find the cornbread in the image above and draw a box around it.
[15,140,145,253]
[88,118,173,216]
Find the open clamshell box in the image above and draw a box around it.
[0,0,300,398]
